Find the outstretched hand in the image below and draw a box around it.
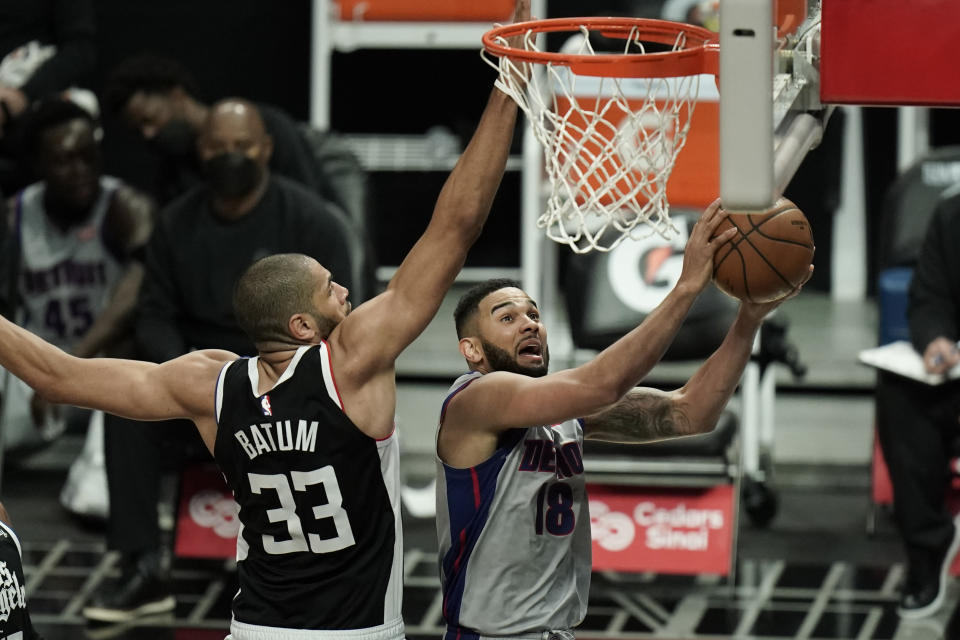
[678,198,736,294]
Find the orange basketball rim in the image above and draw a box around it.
[483,17,720,252]
[482,18,719,78]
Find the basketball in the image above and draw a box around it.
[711,197,815,303]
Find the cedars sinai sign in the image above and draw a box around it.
[588,484,736,575]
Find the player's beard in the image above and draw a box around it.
[309,300,351,338]
[310,309,340,339]
[480,338,549,378]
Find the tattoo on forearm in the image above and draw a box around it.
[589,391,691,443]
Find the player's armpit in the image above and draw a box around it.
[325,291,411,377]
[582,387,695,444]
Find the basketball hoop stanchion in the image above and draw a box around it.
[482,18,719,253]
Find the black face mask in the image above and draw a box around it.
[151,118,196,157]
[203,152,262,199]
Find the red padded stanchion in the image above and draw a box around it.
[821,0,960,106]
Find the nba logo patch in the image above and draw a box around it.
[260,395,273,416]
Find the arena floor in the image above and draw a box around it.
[8,469,955,640]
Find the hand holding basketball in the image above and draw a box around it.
[679,198,738,293]
[739,264,813,323]
[711,197,815,303]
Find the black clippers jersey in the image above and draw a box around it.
[0,521,39,640]
[214,343,403,631]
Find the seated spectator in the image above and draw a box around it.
[83,98,362,623]
[0,97,153,517]
[876,186,960,619]
[102,53,353,212]
[103,54,374,300]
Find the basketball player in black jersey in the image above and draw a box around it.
[0,502,43,640]
[0,2,529,637]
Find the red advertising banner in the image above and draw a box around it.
[588,484,735,575]
[174,464,240,559]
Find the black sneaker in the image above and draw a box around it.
[898,517,960,619]
[82,552,176,623]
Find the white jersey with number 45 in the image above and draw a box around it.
[14,176,125,348]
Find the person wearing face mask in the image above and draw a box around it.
[101,54,376,304]
[82,98,362,624]
[131,98,357,361]
[102,54,326,208]
[0,97,153,511]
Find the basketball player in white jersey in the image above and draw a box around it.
[0,2,528,637]
[435,200,810,640]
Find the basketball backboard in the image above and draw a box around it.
[719,0,827,211]
[481,1,831,253]
[720,0,960,211]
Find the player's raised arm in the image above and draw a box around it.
[0,314,231,426]
[337,0,528,366]
[580,302,768,443]
[446,202,735,430]
[581,264,811,444]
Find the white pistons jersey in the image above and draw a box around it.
[435,371,591,639]
[14,176,125,348]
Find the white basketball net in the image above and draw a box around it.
[485,26,703,253]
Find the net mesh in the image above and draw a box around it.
[485,25,703,253]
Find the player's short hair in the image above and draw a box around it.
[103,53,199,115]
[233,254,322,346]
[453,278,522,339]
[18,98,96,160]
